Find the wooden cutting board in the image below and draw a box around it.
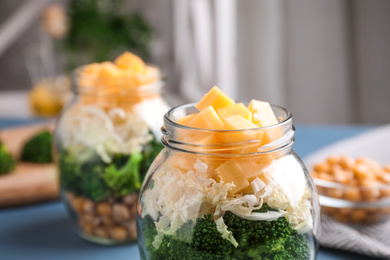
[0,123,59,207]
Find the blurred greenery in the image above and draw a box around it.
[59,0,153,71]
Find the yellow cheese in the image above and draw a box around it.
[195,86,235,111]
[248,100,283,145]
[217,103,252,121]
[114,51,146,73]
[214,158,274,194]
[248,100,278,126]
[166,154,195,173]
[189,106,224,130]
[223,114,259,130]
[215,160,250,194]
[218,115,260,144]
[99,62,122,78]
[177,113,198,126]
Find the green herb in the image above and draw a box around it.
[21,131,53,163]
[142,204,311,260]
[60,0,154,71]
[0,141,16,174]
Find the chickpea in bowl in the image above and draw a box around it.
[311,155,390,224]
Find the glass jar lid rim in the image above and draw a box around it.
[164,102,293,133]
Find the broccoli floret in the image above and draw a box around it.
[59,149,148,201]
[0,141,16,174]
[104,151,143,197]
[142,204,311,260]
[224,204,310,259]
[21,130,53,163]
[143,214,233,260]
[59,151,83,195]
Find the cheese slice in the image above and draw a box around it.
[189,106,224,130]
[217,103,252,122]
[195,86,235,111]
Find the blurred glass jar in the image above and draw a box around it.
[54,58,169,245]
[137,103,320,259]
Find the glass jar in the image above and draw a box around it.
[137,103,320,259]
[54,65,169,245]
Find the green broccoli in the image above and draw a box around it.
[104,151,143,197]
[21,130,53,163]
[141,204,311,260]
[143,214,232,260]
[59,139,161,201]
[0,141,16,174]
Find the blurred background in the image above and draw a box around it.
[0,0,389,124]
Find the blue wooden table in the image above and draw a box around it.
[0,119,381,260]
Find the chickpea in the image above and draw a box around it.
[353,163,371,180]
[314,162,331,173]
[101,216,114,227]
[332,165,349,184]
[350,209,367,223]
[380,188,390,198]
[318,172,334,182]
[328,188,344,199]
[71,197,85,213]
[360,179,380,202]
[327,155,341,165]
[377,172,390,183]
[110,226,128,241]
[82,199,95,214]
[97,202,112,216]
[345,187,361,201]
[339,156,355,170]
[113,203,130,222]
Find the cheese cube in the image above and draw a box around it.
[99,62,122,78]
[223,114,259,130]
[189,106,224,130]
[177,113,198,126]
[217,103,252,122]
[215,160,250,194]
[195,86,235,111]
[218,115,261,144]
[114,51,146,73]
[248,100,282,145]
[248,100,278,126]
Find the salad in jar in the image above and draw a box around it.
[54,52,168,244]
[137,87,320,259]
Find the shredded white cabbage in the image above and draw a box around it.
[143,155,314,249]
[215,217,238,247]
[59,105,152,162]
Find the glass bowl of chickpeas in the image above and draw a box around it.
[310,155,390,225]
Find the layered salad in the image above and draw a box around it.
[56,52,167,242]
[139,87,316,259]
